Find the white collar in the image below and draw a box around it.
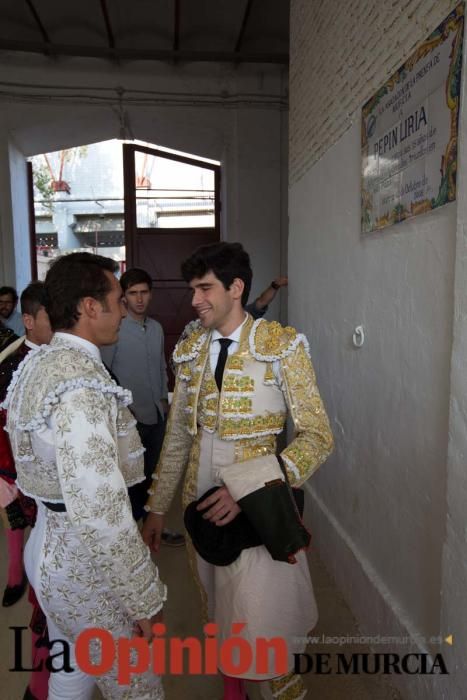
[25,338,39,350]
[54,332,102,363]
[211,313,248,345]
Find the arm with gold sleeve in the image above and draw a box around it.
[279,341,334,486]
[145,363,194,514]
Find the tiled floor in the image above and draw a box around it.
[0,496,403,700]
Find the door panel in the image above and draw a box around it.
[123,144,220,387]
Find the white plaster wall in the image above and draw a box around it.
[436,26,467,697]
[8,141,31,293]
[290,118,455,697]
[0,54,288,313]
[288,2,467,697]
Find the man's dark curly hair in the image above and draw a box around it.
[181,242,252,307]
[20,281,47,317]
[44,252,119,331]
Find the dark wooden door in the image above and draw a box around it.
[123,143,220,387]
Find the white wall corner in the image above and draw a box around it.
[306,482,452,699]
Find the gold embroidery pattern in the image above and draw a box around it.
[179,363,192,380]
[234,435,277,462]
[223,374,255,393]
[182,431,209,624]
[197,364,219,432]
[226,355,244,372]
[203,398,218,413]
[254,320,298,359]
[263,362,276,385]
[219,412,285,439]
[270,672,306,699]
[181,431,201,510]
[280,342,334,485]
[173,320,208,363]
[220,396,253,415]
[187,374,200,393]
[199,414,217,432]
[184,350,210,435]
[146,369,194,513]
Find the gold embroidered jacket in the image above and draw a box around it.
[146,314,333,514]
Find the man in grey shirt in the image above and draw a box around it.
[101,268,184,546]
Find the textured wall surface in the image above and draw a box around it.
[289,1,466,698]
[290,0,460,184]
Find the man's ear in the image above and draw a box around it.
[79,296,101,320]
[230,277,245,301]
[22,313,34,332]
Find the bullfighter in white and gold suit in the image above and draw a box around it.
[144,242,333,700]
[5,253,166,700]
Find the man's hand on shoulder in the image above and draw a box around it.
[142,512,164,553]
[197,486,240,526]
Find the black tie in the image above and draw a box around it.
[215,338,233,391]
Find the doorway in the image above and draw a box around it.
[28,139,221,380]
[123,142,220,375]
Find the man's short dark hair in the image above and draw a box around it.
[45,252,119,331]
[20,281,47,317]
[0,286,18,304]
[120,268,152,293]
[181,242,252,307]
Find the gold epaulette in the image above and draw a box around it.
[250,319,309,362]
[172,320,209,364]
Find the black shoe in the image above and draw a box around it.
[2,575,27,607]
[22,687,39,700]
[161,529,185,547]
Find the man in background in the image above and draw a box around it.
[0,281,53,607]
[246,275,288,319]
[0,285,24,336]
[101,267,184,545]
[0,281,53,700]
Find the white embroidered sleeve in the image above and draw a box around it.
[51,386,166,620]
